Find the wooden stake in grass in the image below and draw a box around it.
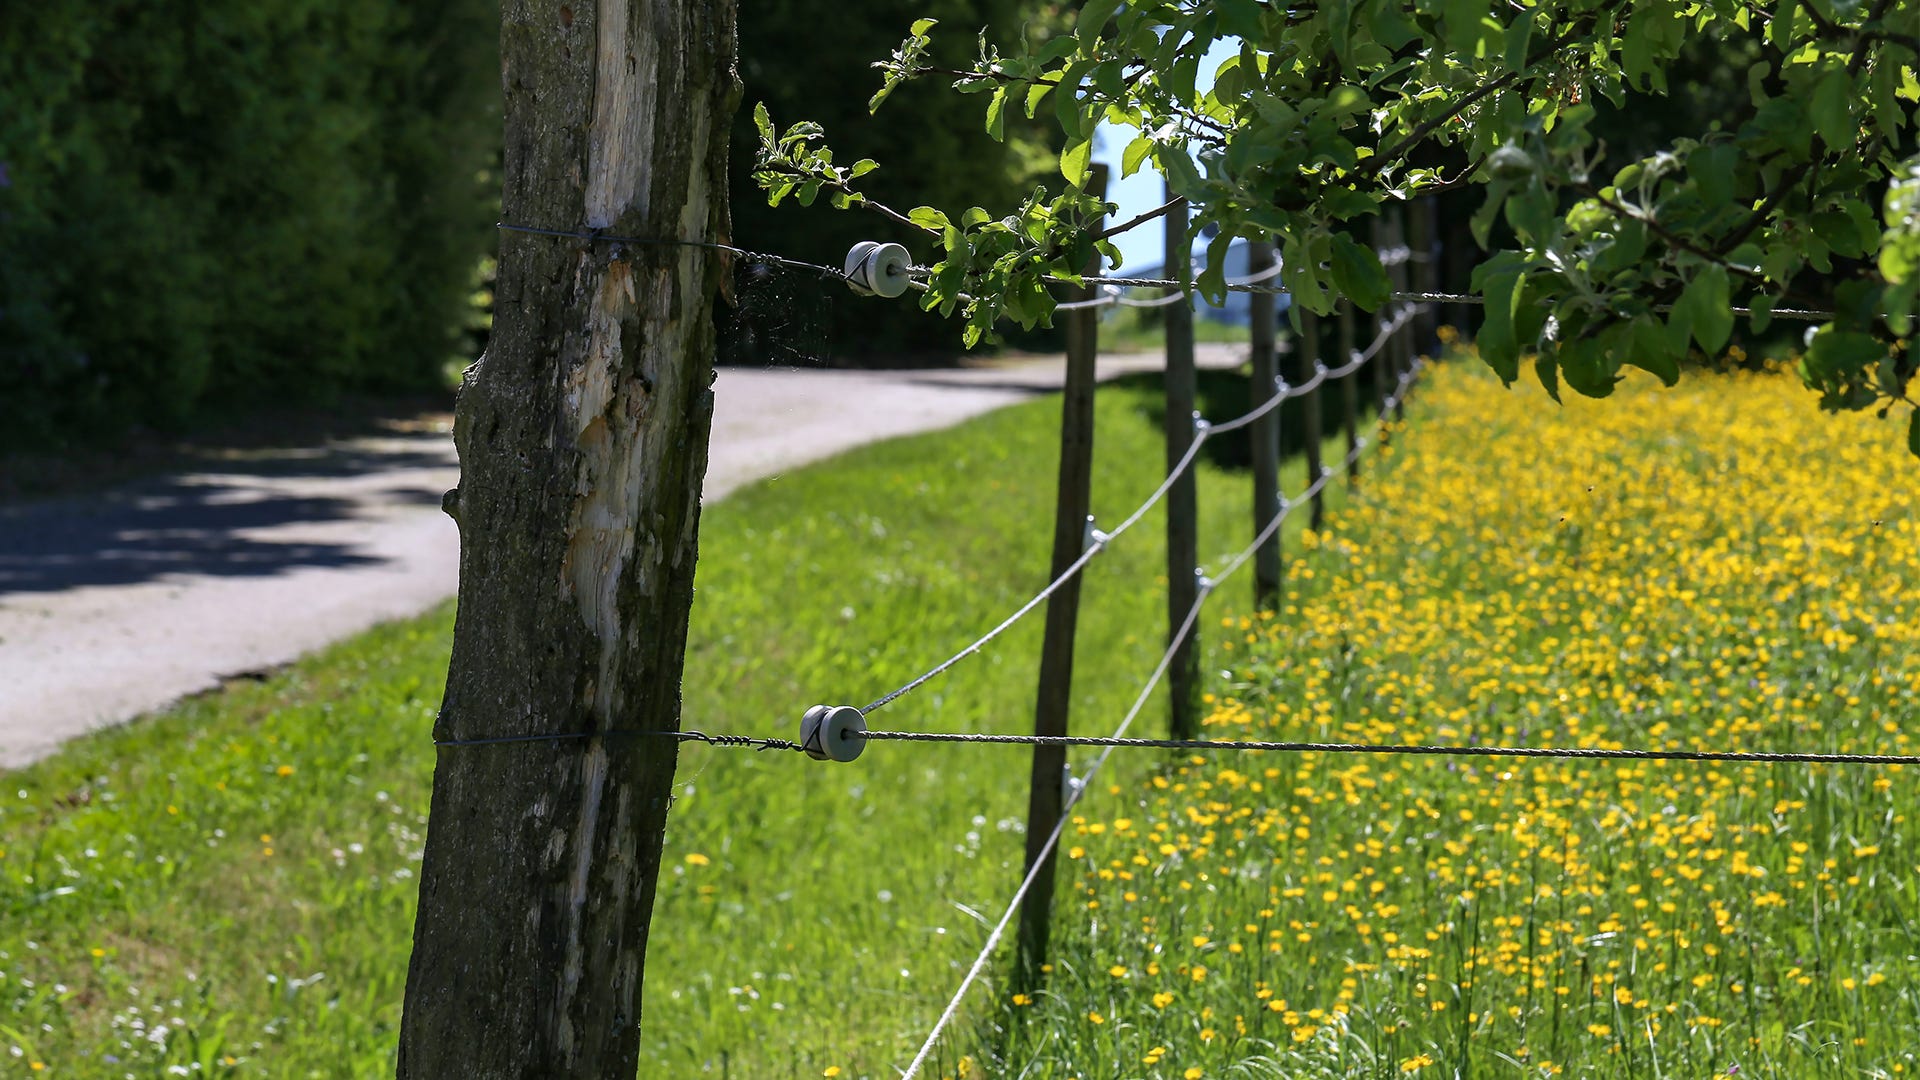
[1162,179,1200,742]
[398,1,735,1075]
[1339,300,1359,490]
[1018,165,1107,989]
[1294,307,1326,531]
[1247,239,1281,612]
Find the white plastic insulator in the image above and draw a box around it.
[844,241,912,299]
[801,705,868,762]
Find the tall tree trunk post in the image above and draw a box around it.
[397,1,737,1075]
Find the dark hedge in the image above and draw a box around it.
[0,0,497,450]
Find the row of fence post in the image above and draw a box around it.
[1014,180,1441,988]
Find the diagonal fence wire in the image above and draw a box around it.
[860,301,1422,715]
[891,353,1426,1080]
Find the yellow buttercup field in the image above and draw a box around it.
[998,361,1920,1079]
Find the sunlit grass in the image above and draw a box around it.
[0,373,1364,1077]
[987,362,1920,1079]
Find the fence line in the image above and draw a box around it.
[894,354,1424,1080]
[860,301,1420,717]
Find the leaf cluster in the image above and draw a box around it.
[758,0,1920,452]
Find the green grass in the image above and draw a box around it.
[0,373,1370,1077]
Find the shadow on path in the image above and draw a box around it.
[0,433,458,597]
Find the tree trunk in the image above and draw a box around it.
[397,0,736,1075]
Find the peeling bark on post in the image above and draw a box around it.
[397,1,736,1076]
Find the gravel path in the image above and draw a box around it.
[0,347,1242,767]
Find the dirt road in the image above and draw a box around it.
[0,347,1243,767]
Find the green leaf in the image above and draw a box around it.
[908,206,951,232]
[1811,67,1854,150]
[1534,347,1561,403]
[1026,81,1053,119]
[910,17,937,36]
[985,87,1007,141]
[753,102,774,144]
[1678,264,1733,355]
[1626,314,1681,386]
[1328,233,1390,312]
[1748,294,1774,334]
[1121,134,1155,178]
[1444,0,1490,53]
[1476,268,1523,383]
[1059,137,1093,186]
[1076,0,1123,46]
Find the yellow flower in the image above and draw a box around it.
[1087,1011,1105,1024]
[823,1069,841,1078]
[1185,1069,1205,1080]
[1010,993,1032,1006]
[1108,965,1127,978]
[684,852,711,866]
[275,764,295,777]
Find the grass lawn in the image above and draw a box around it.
[0,370,1370,1077]
[994,364,1920,1079]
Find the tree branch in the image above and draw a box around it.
[1094,197,1186,241]
[1357,18,1599,180]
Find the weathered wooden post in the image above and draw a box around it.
[1370,227,1393,417]
[398,0,736,1075]
[1387,210,1416,418]
[1291,308,1326,532]
[1408,195,1440,353]
[1017,164,1107,986]
[1338,300,1359,490]
[1161,180,1201,741]
[1248,239,1281,612]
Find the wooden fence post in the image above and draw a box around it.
[1370,220,1394,418]
[1293,308,1326,532]
[1409,195,1439,354]
[1162,182,1201,741]
[1017,165,1107,987]
[1338,300,1359,490]
[1248,239,1281,612]
[1385,212,1412,421]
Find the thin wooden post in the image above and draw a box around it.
[1017,165,1107,987]
[1248,239,1281,612]
[1409,195,1440,353]
[1338,300,1359,490]
[1162,182,1201,741]
[1385,211,1413,421]
[1293,308,1326,532]
[1370,219,1394,417]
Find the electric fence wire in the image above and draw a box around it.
[893,352,1426,1080]
[860,300,1423,716]
[495,222,865,285]
[499,221,1839,322]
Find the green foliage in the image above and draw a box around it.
[725,0,1065,362]
[759,0,1920,453]
[0,0,497,450]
